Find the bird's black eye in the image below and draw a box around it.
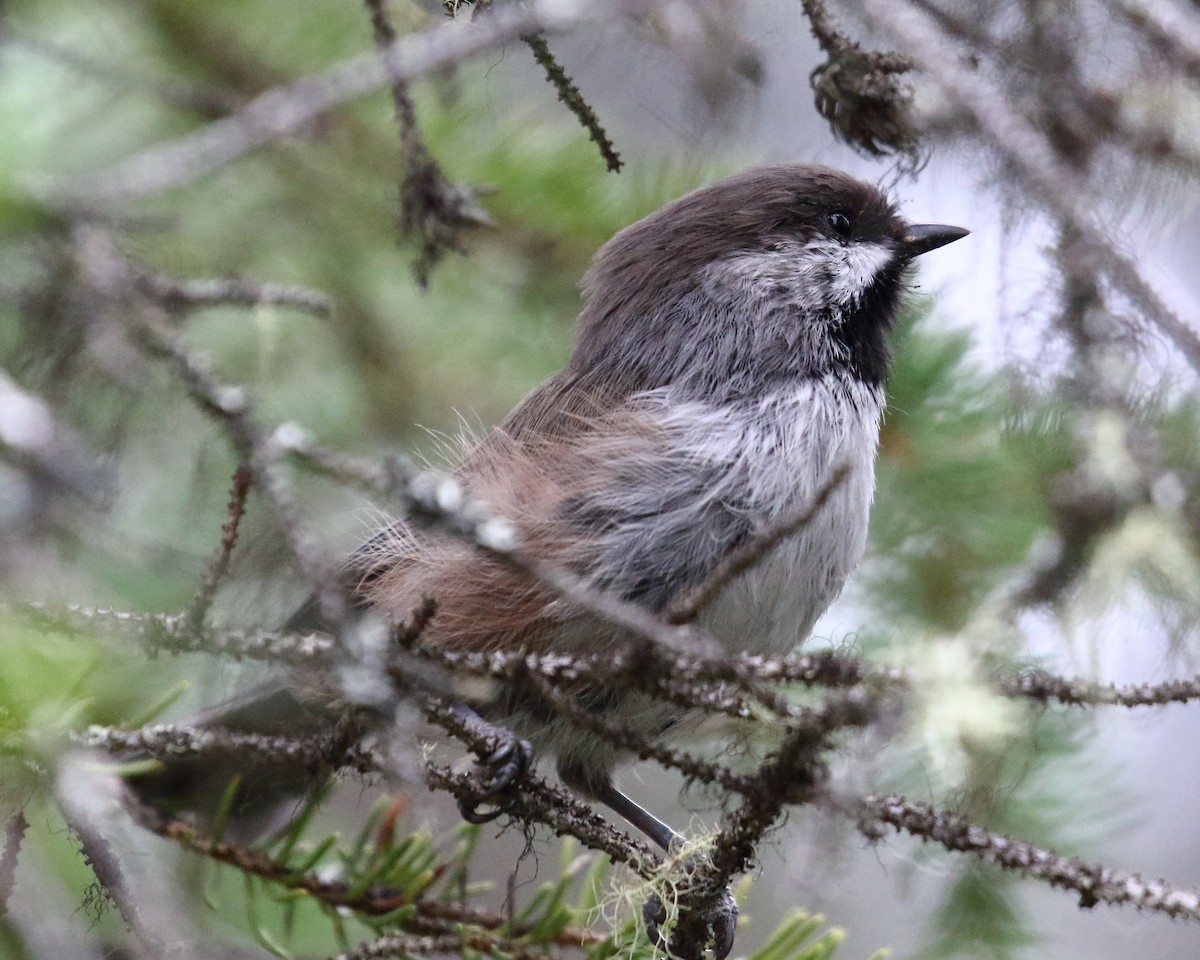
[826,211,853,238]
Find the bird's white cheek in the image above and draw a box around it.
[829,241,896,307]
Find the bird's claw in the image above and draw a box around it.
[642,886,738,960]
[455,726,534,824]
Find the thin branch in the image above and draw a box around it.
[337,934,472,960]
[337,934,554,960]
[420,696,658,873]
[405,643,756,721]
[128,796,602,947]
[862,794,1200,920]
[521,33,622,172]
[51,0,589,206]
[663,689,879,957]
[703,689,879,884]
[666,463,851,624]
[13,601,337,664]
[186,460,253,628]
[135,272,334,317]
[998,669,1200,707]
[29,592,1200,712]
[77,723,383,776]
[425,762,657,874]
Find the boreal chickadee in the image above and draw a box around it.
[138,163,968,959]
[359,163,967,832]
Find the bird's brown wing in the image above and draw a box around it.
[358,369,642,654]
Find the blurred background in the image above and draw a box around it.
[1,0,1200,957]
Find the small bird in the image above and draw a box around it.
[340,163,966,950]
[136,163,967,956]
[353,161,965,817]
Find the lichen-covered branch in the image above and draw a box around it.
[862,794,1200,920]
[798,0,919,158]
[77,723,383,776]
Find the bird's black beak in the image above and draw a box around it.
[902,223,970,258]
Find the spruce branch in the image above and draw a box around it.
[522,33,623,173]
[862,794,1200,920]
[13,601,337,664]
[127,797,602,948]
[998,670,1200,707]
[77,723,384,776]
[425,762,658,874]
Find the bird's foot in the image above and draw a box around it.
[451,706,534,824]
[642,883,738,960]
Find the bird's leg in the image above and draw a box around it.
[591,776,738,960]
[594,779,678,852]
[448,703,534,824]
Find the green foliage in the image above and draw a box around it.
[869,310,1048,630]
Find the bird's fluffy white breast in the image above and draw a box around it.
[654,376,885,655]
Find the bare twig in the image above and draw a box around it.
[13,601,337,664]
[136,272,334,317]
[77,723,383,776]
[522,33,622,172]
[186,460,253,627]
[425,762,657,874]
[862,794,1200,920]
[703,689,878,882]
[420,696,658,872]
[337,934,474,960]
[52,0,592,206]
[337,934,555,960]
[523,672,755,792]
[663,688,879,957]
